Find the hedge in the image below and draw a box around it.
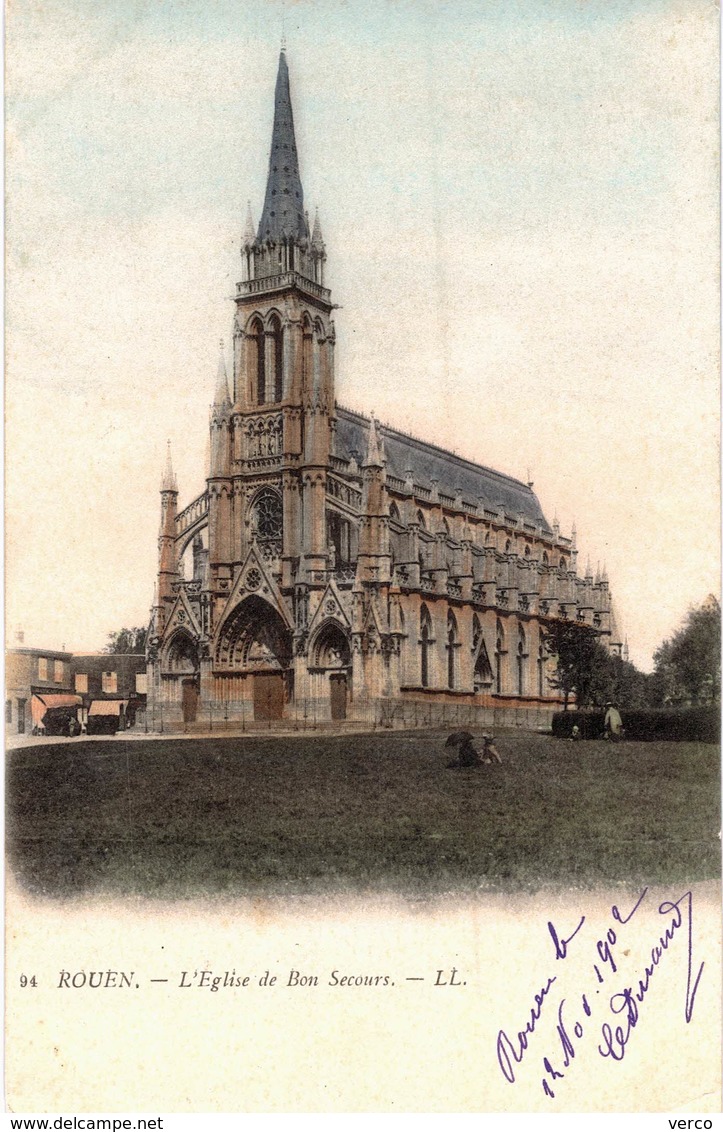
[551,707,720,743]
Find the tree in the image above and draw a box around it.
[599,654,652,709]
[651,596,721,705]
[543,620,612,709]
[104,626,148,654]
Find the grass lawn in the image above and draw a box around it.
[6,730,720,900]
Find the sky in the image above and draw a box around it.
[5,0,719,670]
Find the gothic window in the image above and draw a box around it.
[253,489,282,540]
[269,315,283,402]
[442,518,450,537]
[474,640,494,691]
[251,317,265,404]
[301,315,313,393]
[538,643,547,697]
[542,551,549,565]
[559,557,567,572]
[472,614,482,652]
[416,510,426,530]
[420,604,432,688]
[389,502,401,523]
[505,539,511,554]
[517,625,527,696]
[495,618,505,695]
[446,610,458,690]
[524,545,531,557]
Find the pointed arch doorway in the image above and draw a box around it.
[165,631,200,724]
[216,595,293,722]
[312,621,352,721]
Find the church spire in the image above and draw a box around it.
[257,50,309,245]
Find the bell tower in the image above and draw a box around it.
[232,49,335,591]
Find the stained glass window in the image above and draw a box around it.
[254,489,282,539]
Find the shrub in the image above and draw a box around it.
[551,707,720,743]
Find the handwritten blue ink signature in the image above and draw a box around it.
[495,887,705,1099]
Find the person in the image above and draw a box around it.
[570,724,581,741]
[604,702,624,741]
[444,731,483,769]
[482,733,502,764]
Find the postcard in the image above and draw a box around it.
[5,0,720,1115]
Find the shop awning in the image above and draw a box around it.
[31,694,82,725]
[88,700,129,717]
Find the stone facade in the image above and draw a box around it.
[146,50,622,729]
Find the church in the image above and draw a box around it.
[146,49,622,728]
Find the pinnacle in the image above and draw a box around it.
[243,201,255,246]
[364,413,384,468]
[161,440,178,492]
[214,339,231,407]
[311,207,325,249]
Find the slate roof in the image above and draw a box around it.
[335,407,551,530]
[257,51,309,245]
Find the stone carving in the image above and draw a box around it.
[244,414,283,458]
[246,567,262,591]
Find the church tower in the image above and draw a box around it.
[231,48,335,592]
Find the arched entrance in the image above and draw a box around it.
[311,621,351,720]
[165,631,200,723]
[216,595,293,721]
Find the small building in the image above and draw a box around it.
[69,654,147,729]
[6,647,74,735]
[6,648,148,736]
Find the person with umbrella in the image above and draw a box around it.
[444,731,502,768]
